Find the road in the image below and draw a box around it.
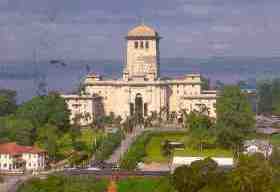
[0,175,32,192]
[62,169,169,178]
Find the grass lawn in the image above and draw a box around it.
[174,147,233,157]
[117,177,175,192]
[271,134,280,146]
[145,132,186,163]
[144,132,233,163]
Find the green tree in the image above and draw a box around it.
[0,115,34,145]
[185,112,213,152]
[271,79,280,115]
[257,80,272,114]
[57,133,75,157]
[36,124,60,160]
[229,154,273,192]
[201,77,210,90]
[269,146,280,168]
[173,165,196,192]
[0,89,17,116]
[16,92,70,130]
[190,158,219,188]
[216,86,255,149]
[172,158,220,192]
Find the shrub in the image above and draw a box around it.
[17,175,108,192]
[120,131,153,170]
[95,130,123,161]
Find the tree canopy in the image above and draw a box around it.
[0,115,34,145]
[229,154,273,192]
[216,86,255,149]
[0,89,17,116]
[172,158,219,192]
[185,112,214,151]
[16,92,70,129]
[257,78,280,115]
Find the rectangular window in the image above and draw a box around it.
[140,41,144,49]
[145,41,149,49]
[144,103,148,116]
[134,41,138,49]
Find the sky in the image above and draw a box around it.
[0,0,280,62]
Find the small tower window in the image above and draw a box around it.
[140,41,144,49]
[134,41,139,49]
[145,41,149,49]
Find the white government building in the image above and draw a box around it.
[63,24,217,126]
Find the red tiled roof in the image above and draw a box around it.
[0,142,46,155]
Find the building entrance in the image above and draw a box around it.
[135,93,144,124]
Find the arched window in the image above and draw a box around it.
[140,41,144,49]
[145,41,149,49]
[134,41,139,49]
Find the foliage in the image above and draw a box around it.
[172,158,220,192]
[145,132,187,163]
[17,175,108,192]
[229,154,273,192]
[145,132,232,163]
[185,112,214,151]
[94,130,123,161]
[216,86,255,149]
[16,92,70,130]
[77,129,100,153]
[271,79,280,116]
[118,177,175,192]
[35,124,88,161]
[172,155,279,192]
[36,124,61,160]
[257,80,273,114]
[0,115,34,145]
[0,92,100,162]
[0,89,17,116]
[19,177,174,192]
[201,77,210,90]
[120,131,153,170]
[257,78,280,115]
[269,146,280,168]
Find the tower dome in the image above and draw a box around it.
[127,24,159,37]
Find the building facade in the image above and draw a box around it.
[0,143,46,172]
[62,94,103,126]
[64,24,217,125]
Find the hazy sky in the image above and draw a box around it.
[0,0,279,61]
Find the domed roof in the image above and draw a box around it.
[127,24,158,37]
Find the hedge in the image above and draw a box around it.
[120,131,153,170]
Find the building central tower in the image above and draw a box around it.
[123,24,161,81]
